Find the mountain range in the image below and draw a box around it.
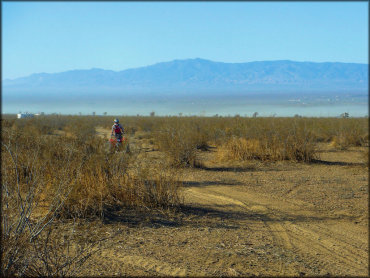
[3,59,368,96]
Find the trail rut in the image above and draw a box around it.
[184,185,368,276]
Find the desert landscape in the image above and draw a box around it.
[2,115,368,276]
[3,2,368,276]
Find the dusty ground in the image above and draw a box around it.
[73,127,368,276]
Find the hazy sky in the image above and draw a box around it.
[2,1,368,80]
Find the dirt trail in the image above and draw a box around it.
[99,252,189,277]
[184,185,367,275]
[82,128,368,276]
[95,126,111,139]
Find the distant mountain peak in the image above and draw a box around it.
[3,59,368,93]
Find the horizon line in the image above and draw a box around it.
[3,58,368,81]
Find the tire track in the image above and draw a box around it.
[185,185,368,276]
[186,187,298,275]
[187,188,247,208]
[212,187,368,275]
[282,229,365,275]
[122,255,188,276]
[306,222,368,249]
[262,221,295,275]
[100,251,189,276]
[283,222,367,273]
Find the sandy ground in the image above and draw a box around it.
[74,127,368,276]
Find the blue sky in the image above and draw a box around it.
[2,1,368,80]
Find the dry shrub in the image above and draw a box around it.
[363,147,369,166]
[220,137,262,161]
[21,226,102,277]
[330,123,368,150]
[329,135,349,150]
[312,117,369,149]
[218,122,317,162]
[63,118,96,139]
[218,137,271,162]
[109,162,183,209]
[154,122,198,167]
[1,126,92,276]
[59,153,183,219]
[153,117,215,167]
[284,122,318,162]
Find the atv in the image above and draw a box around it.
[109,135,130,153]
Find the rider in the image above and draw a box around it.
[111,118,124,142]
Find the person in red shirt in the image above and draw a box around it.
[111,118,124,142]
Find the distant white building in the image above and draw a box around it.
[17,113,34,119]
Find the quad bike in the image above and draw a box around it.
[109,135,130,153]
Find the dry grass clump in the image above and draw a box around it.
[60,152,183,219]
[109,162,183,209]
[329,119,369,150]
[308,117,368,148]
[220,137,262,161]
[217,120,318,162]
[63,117,96,139]
[155,127,198,167]
[153,117,213,167]
[153,119,198,167]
